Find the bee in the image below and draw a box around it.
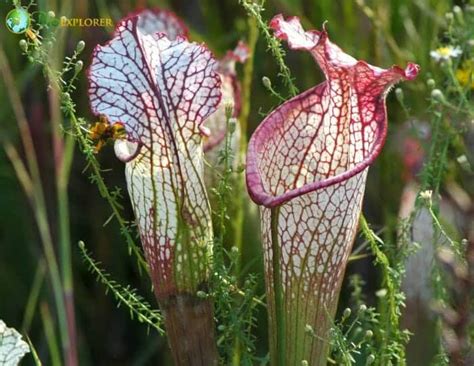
[89,115,126,153]
[26,28,36,41]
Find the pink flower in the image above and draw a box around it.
[246,14,419,364]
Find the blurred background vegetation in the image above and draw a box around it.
[0,0,472,365]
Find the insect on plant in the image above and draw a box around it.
[88,115,126,154]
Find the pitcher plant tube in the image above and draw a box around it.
[245,15,420,366]
[87,12,222,365]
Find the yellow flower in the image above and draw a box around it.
[456,60,474,90]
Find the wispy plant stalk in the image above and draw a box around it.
[0,42,71,364]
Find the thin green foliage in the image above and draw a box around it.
[239,0,298,97]
[359,217,411,366]
[78,241,165,335]
[9,7,148,363]
[328,302,379,366]
[2,1,75,360]
[22,261,46,333]
[25,336,43,366]
[15,0,148,275]
[210,106,261,365]
[393,4,474,365]
[65,108,149,274]
[39,303,61,366]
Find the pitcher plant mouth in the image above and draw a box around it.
[246,15,419,209]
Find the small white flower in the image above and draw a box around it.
[430,46,462,61]
[419,190,433,202]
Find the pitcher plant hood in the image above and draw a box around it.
[246,15,419,208]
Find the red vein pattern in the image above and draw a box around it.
[133,8,188,39]
[246,15,419,364]
[123,8,248,163]
[203,41,249,153]
[88,15,221,300]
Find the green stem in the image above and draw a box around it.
[240,0,298,97]
[359,214,404,364]
[78,241,165,335]
[33,185,70,364]
[270,207,285,366]
[57,134,75,292]
[233,14,259,277]
[40,303,62,366]
[57,133,78,366]
[238,16,258,148]
[231,16,258,366]
[45,11,78,358]
[22,260,46,333]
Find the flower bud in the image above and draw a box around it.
[359,304,367,313]
[366,354,375,365]
[262,76,272,89]
[19,39,28,52]
[48,11,55,18]
[75,60,84,75]
[365,330,374,339]
[426,78,436,89]
[456,155,471,172]
[445,12,454,24]
[225,103,234,120]
[353,327,363,338]
[196,290,207,299]
[342,307,351,319]
[76,40,86,54]
[453,6,464,24]
[431,89,445,103]
[376,288,387,298]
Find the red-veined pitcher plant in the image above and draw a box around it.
[88,9,225,365]
[246,15,419,365]
[88,8,248,365]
